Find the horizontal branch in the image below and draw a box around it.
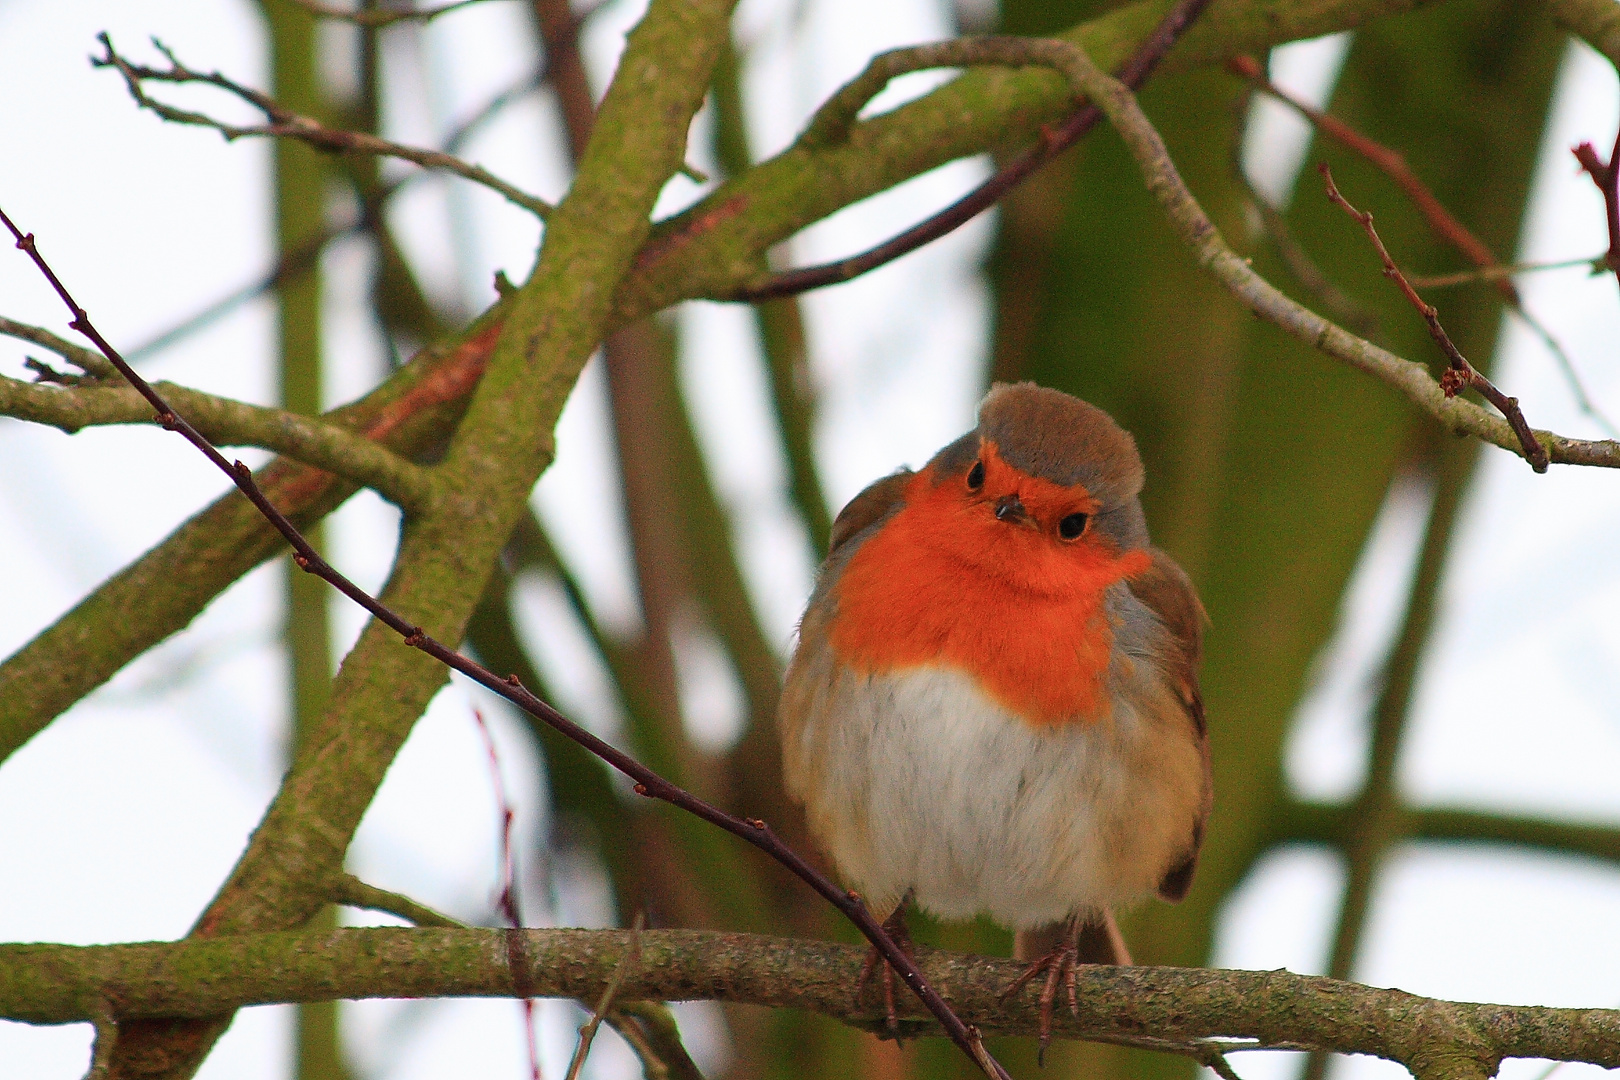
[285,0,500,27]
[3,928,1617,1077]
[0,371,435,513]
[1286,801,1620,867]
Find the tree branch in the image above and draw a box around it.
[94,34,553,219]
[731,0,1214,302]
[0,1,1462,777]
[0,372,435,512]
[283,0,501,27]
[1285,801,1620,867]
[1318,164,1549,471]
[4,929,1617,1075]
[1044,35,1618,471]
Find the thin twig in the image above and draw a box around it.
[731,0,1215,301]
[1233,54,1615,437]
[121,66,546,364]
[0,316,119,380]
[1319,164,1549,471]
[1228,102,1381,342]
[0,208,1012,1080]
[1038,37,1617,469]
[1229,55,1519,304]
[1406,255,1606,289]
[328,873,468,928]
[604,1002,707,1080]
[1573,125,1620,287]
[93,34,552,218]
[286,0,500,27]
[565,914,645,1080]
[472,706,541,1080]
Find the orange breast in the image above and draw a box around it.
[829,467,1150,726]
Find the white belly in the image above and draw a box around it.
[785,663,1203,929]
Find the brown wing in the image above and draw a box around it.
[1128,547,1213,902]
[828,469,913,555]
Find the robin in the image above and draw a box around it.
[780,382,1212,1048]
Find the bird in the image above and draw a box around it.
[779,381,1212,1048]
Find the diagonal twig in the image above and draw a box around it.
[1573,125,1620,289]
[93,33,553,219]
[1319,164,1549,471]
[121,64,548,364]
[731,0,1214,301]
[1231,54,1616,438]
[0,208,1013,1080]
[565,914,645,1080]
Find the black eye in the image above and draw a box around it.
[1058,513,1088,540]
[967,460,985,490]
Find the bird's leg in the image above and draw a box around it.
[855,888,915,1036]
[1003,911,1130,1062]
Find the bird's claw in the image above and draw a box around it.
[855,891,915,1037]
[1000,940,1080,1065]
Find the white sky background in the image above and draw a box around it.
[0,3,1616,1080]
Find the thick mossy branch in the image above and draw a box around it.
[4,929,1617,1073]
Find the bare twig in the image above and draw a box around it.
[604,1002,707,1080]
[1319,164,1550,471]
[0,315,119,380]
[1040,38,1618,470]
[328,873,468,928]
[121,66,546,364]
[0,211,1011,1080]
[565,915,645,1080]
[1229,55,1518,303]
[471,706,541,1080]
[1406,254,1607,289]
[1232,54,1615,437]
[1573,126,1620,287]
[731,0,1215,301]
[1228,108,1381,342]
[286,0,500,27]
[93,34,553,218]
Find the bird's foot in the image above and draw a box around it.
[1000,937,1080,1064]
[855,890,915,1037]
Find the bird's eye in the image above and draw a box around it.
[967,460,985,490]
[1058,513,1088,540]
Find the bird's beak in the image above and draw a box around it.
[993,493,1032,527]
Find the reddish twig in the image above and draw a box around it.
[1233,55,1615,439]
[731,0,1213,302]
[0,209,1013,1080]
[1573,126,1620,288]
[1230,55,1518,305]
[471,706,540,1080]
[1320,164,1549,472]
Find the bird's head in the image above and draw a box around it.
[915,382,1151,596]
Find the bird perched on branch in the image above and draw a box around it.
[780,382,1211,1047]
